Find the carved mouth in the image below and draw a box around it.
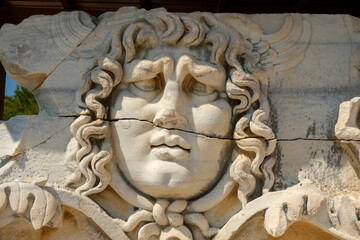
[150,144,190,161]
[151,143,191,152]
[149,131,192,154]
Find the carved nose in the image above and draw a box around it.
[153,108,187,128]
[153,80,187,128]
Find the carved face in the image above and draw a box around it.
[110,47,233,199]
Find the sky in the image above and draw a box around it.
[5,74,17,96]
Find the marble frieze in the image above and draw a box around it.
[0,7,359,239]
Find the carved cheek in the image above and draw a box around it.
[191,99,232,137]
[111,90,155,120]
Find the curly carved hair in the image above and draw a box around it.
[69,8,276,203]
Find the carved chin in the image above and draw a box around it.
[121,161,218,199]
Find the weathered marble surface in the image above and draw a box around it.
[0,7,359,239]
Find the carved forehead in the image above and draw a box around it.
[141,46,212,63]
[121,52,226,91]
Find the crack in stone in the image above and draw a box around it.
[58,116,360,142]
[36,24,96,91]
[16,122,72,157]
[278,138,360,142]
[59,115,80,118]
[106,118,237,140]
[0,122,72,176]
[278,138,335,141]
[337,139,360,142]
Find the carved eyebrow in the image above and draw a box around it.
[179,56,226,91]
[122,56,174,82]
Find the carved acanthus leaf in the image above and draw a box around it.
[0,178,61,230]
[335,97,360,141]
[335,97,360,178]
[264,181,329,237]
[264,181,360,239]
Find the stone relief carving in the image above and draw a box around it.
[336,99,360,191]
[0,7,360,240]
[335,15,360,184]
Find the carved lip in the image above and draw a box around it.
[149,132,192,151]
[150,144,190,161]
[151,143,190,152]
[149,132,191,161]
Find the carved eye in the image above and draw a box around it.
[129,74,164,99]
[133,74,163,92]
[192,81,216,96]
[183,75,218,103]
[133,79,157,92]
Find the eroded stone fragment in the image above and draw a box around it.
[0,115,73,158]
[0,11,95,90]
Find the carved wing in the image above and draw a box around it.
[253,14,312,72]
[218,13,311,72]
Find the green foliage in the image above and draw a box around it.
[3,85,39,120]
